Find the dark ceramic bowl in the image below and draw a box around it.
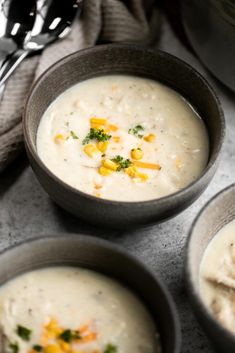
[23,44,225,228]
[0,234,181,353]
[186,183,235,352]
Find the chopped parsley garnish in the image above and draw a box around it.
[83,128,111,145]
[17,325,32,341]
[112,155,132,171]
[59,329,81,343]
[70,130,79,139]
[33,345,43,352]
[65,121,69,127]
[128,124,144,138]
[104,343,118,353]
[9,342,19,353]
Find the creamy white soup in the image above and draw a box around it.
[37,75,209,201]
[0,267,161,353]
[200,219,235,333]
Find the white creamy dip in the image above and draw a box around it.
[0,267,160,353]
[200,219,235,333]
[37,75,209,201]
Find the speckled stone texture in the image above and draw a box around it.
[0,17,235,353]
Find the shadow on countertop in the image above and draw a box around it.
[52,203,125,240]
[51,202,157,242]
[0,151,28,198]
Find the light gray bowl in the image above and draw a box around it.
[186,183,235,352]
[0,234,181,353]
[23,44,225,228]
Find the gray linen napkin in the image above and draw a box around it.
[0,0,159,173]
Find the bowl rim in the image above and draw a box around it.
[0,233,181,353]
[23,43,225,207]
[185,183,235,342]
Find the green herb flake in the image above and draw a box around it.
[9,342,19,353]
[104,343,118,353]
[60,329,73,342]
[112,155,132,171]
[128,124,144,138]
[82,128,111,145]
[17,325,32,341]
[33,345,43,352]
[65,121,69,127]
[70,130,79,139]
[59,329,81,343]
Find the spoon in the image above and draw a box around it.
[0,0,82,88]
[0,0,36,69]
[0,0,36,100]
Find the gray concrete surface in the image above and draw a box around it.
[0,17,235,353]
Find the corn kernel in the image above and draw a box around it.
[46,318,58,330]
[94,183,103,189]
[131,148,144,160]
[54,134,65,144]
[144,134,156,143]
[99,166,113,176]
[91,123,103,129]
[136,172,149,182]
[125,166,139,178]
[102,159,118,171]
[45,318,61,336]
[113,136,120,143]
[96,141,109,153]
[92,127,108,133]
[44,344,62,353]
[90,117,107,125]
[40,333,49,346]
[83,144,98,158]
[175,158,182,169]
[59,340,70,352]
[54,327,63,336]
[108,124,119,131]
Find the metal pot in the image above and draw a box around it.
[182,0,235,91]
